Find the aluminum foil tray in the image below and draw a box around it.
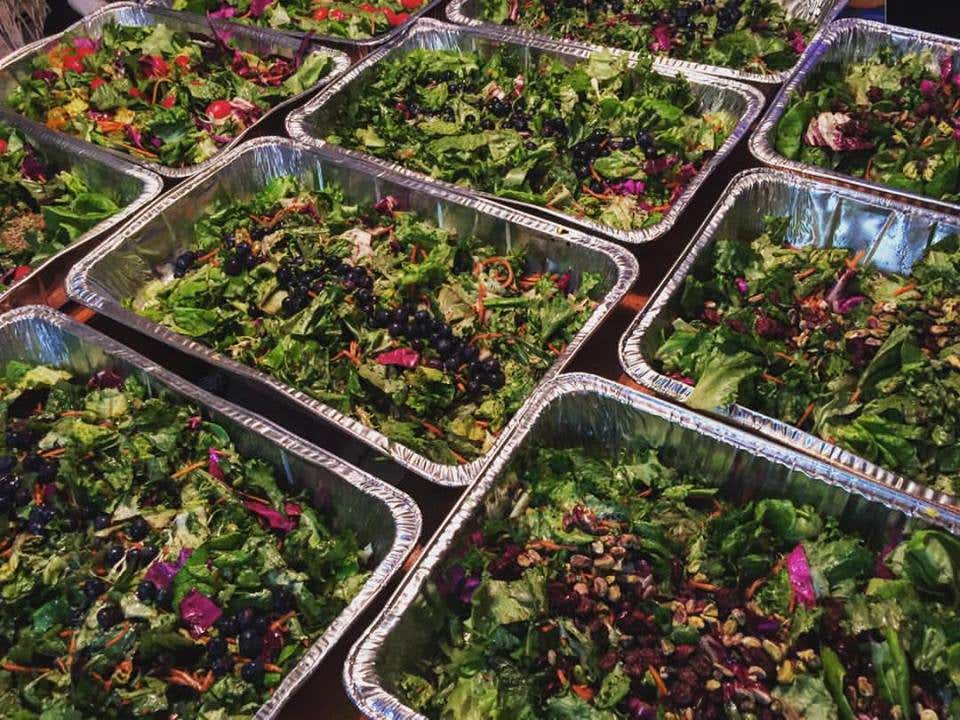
[146,0,446,55]
[66,136,638,486]
[285,18,765,245]
[446,0,848,85]
[0,304,421,720]
[0,2,351,179]
[345,371,960,720]
[751,19,960,215]
[620,168,960,507]
[0,109,163,310]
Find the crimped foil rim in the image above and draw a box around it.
[285,17,766,245]
[66,135,639,487]
[0,110,163,308]
[445,0,849,85]
[0,2,351,179]
[619,167,960,508]
[344,371,960,720]
[144,0,447,50]
[0,304,422,720]
[749,18,960,215]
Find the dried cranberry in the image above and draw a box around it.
[755,313,788,340]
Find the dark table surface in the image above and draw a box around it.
[5,26,774,717]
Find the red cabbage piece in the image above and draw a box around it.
[179,590,222,638]
[244,499,298,533]
[650,25,674,52]
[376,348,420,369]
[208,447,225,480]
[248,0,273,17]
[785,544,816,609]
[88,368,124,390]
[208,4,237,18]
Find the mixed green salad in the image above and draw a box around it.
[172,0,428,40]
[398,440,960,719]
[0,123,119,292]
[0,362,371,718]
[775,47,960,203]
[8,21,333,168]
[128,177,602,465]
[479,0,813,75]
[326,50,736,232]
[655,216,960,494]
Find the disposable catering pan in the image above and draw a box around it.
[344,371,960,720]
[0,109,162,310]
[285,18,764,245]
[446,0,848,85]
[65,136,638,487]
[0,2,351,179]
[0,304,422,720]
[751,19,960,215]
[145,0,447,56]
[620,168,960,507]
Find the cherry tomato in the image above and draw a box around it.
[384,8,409,25]
[161,93,176,109]
[174,54,190,69]
[329,8,348,20]
[12,266,32,282]
[358,2,377,11]
[128,87,142,98]
[90,76,106,90]
[400,0,422,10]
[62,55,85,73]
[207,100,233,119]
[0,139,7,154]
[312,7,329,19]
[73,45,95,59]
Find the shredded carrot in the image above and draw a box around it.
[476,281,487,325]
[794,267,816,281]
[893,282,916,297]
[470,332,503,345]
[60,410,86,417]
[546,342,564,357]
[41,447,68,458]
[774,352,796,364]
[2,662,51,674]
[264,663,283,673]
[850,388,861,404]
[421,421,444,439]
[760,372,784,385]
[171,459,206,480]
[475,420,490,429]
[55,658,68,674]
[581,184,611,201]
[197,247,220,264]
[788,582,796,613]
[648,665,669,698]
[745,576,766,600]
[114,659,133,678]
[845,249,866,271]
[709,499,723,519]
[519,272,542,289]
[167,669,215,693]
[90,671,111,690]
[333,340,362,368]
[528,539,570,552]
[105,621,131,649]
[796,402,815,428]
[410,244,419,264]
[480,257,516,289]
[270,611,297,632]
[33,483,43,507]
[637,488,653,498]
[556,669,569,686]
[689,580,719,592]
[450,449,468,465]
[571,685,594,702]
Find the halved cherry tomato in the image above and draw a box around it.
[73,45,95,59]
[174,54,190,69]
[62,55,85,73]
[329,8,348,20]
[384,8,409,25]
[0,139,7,154]
[161,93,176,109]
[312,7,329,19]
[90,76,106,90]
[128,87,142,98]
[358,2,378,11]
[400,0,422,10]
[207,100,233,119]
[12,266,32,282]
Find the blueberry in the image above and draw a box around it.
[453,247,473,274]
[223,257,244,276]
[105,545,125,566]
[489,371,506,389]
[248,304,264,319]
[234,242,252,258]
[5,429,33,450]
[174,251,197,271]
[388,322,405,338]
[435,337,452,355]
[156,585,172,609]
[127,516,149,541]
[28,506,51,528]
[215,614,239,637]
[136,580,157,603]
[272,586,296,613]
[238,628,262,658]
[13,487,30,507]
[443,357,461,372]
[281,294,306,316]
[97,604,122,629]
[636,130,653,149]
[575,163,591,179]
[140,544,158,562]
[619,136,636,150]
[126,548,142,568]
[275,264,295,288]
[371,309,390,328]
[207,637,229,658]
[236,607,256,629]
[83,577,107,599]
[251,616,268,636]
[462,345,479,363]
[479,118,494,130]
[0,456,15,474]
[211,654,234,677]
[241,659,264,684]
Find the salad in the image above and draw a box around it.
[171,0,428,40]
[0,122,119,292]
[655,216,960,494]
[128,177,602,465]
[478,0,814,76]
[8,21,334,168]
[397,440,960,719]
[0,362,371,718]
[325,50,736,232]
[775,47,960,203]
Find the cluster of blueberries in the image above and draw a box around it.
[570,127,657,181]
[174,236,269,280]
